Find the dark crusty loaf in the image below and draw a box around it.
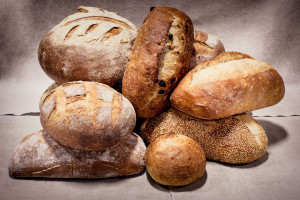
[190,31,225,70]
[9,130,146,178]
[140,108,268,164]
[40,81,136,151]
[171,52,285,119]
[122,7,194,118]
[145,133,206,186]
[38,6,138,90]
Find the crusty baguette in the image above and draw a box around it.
[145,133,206,186]
[190,31,225,70]
[40,81,136,151]
[140,108,268,164]
[171,52,285,119]
[38,6,138,90]
[122,7,194,118]
[9,130,146,178]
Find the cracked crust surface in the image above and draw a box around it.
[38,6,138,90]
[9,130,146,178]
[122,7,194,118]
[170,52,285,119]
[140,108,268,164]
[40,81,136,150]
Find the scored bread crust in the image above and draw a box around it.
[145,133,206,186]
[140,108,268,164]
[190,31,225,70]
[9,130,146,178]
[38,6,138,90]
[40,81,136,151]
[122,7,194,118]
[170,52,285,119]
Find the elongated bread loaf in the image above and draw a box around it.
[40,81,136,151]
[171,52,285,119]
[9,130,146,178]
[122,7,194,118]
[140,108,268,164]
[38,6,138,90]
[190,31,225,70]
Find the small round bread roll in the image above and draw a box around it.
[40,81,136,150]
[145,133,206,186]
[190,31,225,70]
[38,6,138,90]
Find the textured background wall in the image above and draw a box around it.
[0,0,299,115]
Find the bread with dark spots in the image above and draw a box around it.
[140,108,268,164]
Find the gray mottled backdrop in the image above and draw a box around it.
[0,0,299,115]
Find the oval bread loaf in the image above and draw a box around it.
[140,108,268,164]
[171,52,285,119]
[145,133,206,186]
[122,7,194,118]
[190,31,225,70]
[40,81,136,151]
[38,6,138,90]
[9,130,146,178]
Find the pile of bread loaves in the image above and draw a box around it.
[9,6,285,186]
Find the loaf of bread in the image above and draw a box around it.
[40,81,136,151]
[9,130,146,178]
[140,108,268,164]
[145,133,206,186]
[171,52,285,119]
[38,6,138,90]
[190,31,225,70]
[122,7,194,118]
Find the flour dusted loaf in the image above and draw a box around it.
[38,6,138,90]
[145,133,206,186]
[40,81,136,150]
[171,52,285,119]
[140,108,268,164]
[190,31,225,70]
[9,130,146,178]
[122,7,194,118]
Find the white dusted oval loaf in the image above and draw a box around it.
[140,108,268,164]
[40,81,136,150]
[9,130,146,178]
[38,6,138,90]
[171,52,285,119]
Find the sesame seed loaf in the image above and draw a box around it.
[40,81,136,151]
[9,130,146,178]
[38,6,138,91]
[140,108,268,164]
[170,52,285,119]
[145,133,206,186]
[122,7,194,118]
[190,31,225,70]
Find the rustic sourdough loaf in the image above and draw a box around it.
[38,6,138,90]
[171,52,285,119]
[40,81,136,151]
[122,7,194,118]
[140,108,268,164]
[9,130,146,178]
[145,133,206,186]
[190,31,225,70]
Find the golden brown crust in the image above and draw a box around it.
[38,6,138,91]
[145,133,206,186]
[122,7,194,118]
[39,82,61,108]
[140,108,268,164]
[190,31,225,70]
[170,52,285,119]
[40,81,136,151]
[9,130,146,178]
